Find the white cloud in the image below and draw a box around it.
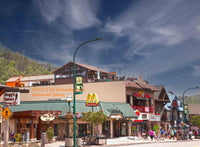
[190,65,200,77]
[36,0,101,30]
[102,0,200,76]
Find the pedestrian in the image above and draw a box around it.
[150,129,154,140]
[170,129,175,140]
[189,130,192,140]
[161,128,164,139]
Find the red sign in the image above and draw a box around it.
[134,93,150,98]
[134,110,140,116]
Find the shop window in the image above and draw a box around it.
[78,124,92,137]
[126,95,130,104]
[102,121,110,137]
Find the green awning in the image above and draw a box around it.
[8,100,137,118]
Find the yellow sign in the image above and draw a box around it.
[1,107,12,120]
[86,93,99,106]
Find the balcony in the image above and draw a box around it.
[131,106,154,113]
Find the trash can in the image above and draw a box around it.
[76,137,82,147]
[65,137,73,147]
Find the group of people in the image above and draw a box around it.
[149,128,199,141]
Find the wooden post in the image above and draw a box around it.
[30,118,34,139]
[3,119,9,147]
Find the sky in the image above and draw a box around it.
[0,0,200,96]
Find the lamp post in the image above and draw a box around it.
[67,93,72,112]
[73,37,102,146]
[182,86,199,140]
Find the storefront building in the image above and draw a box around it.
[1,61,161,139]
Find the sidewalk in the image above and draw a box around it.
[45,136,196,147]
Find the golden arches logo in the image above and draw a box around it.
[86,93,99,106]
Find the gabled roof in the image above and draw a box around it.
[189,104,200,114]
[154,85,170,101]
[6,76,21,82]
[20,74,54,81]
[126,81,141,89]
[53,61,110,74]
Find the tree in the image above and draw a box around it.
[191,115,200,128]
[46,127,54,142]
[82,110,107,135]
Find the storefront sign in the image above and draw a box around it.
[134,90,150,98]
[149,114,160,121]
[134,110,140,116]
[86,93,99,106]
[132,113,149,122]
[75,75,83,94]
[3,92,20,105]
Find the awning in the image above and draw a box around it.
[8,100,137,119]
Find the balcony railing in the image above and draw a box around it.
[131,106,154,113]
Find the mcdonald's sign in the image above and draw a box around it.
[86,93,99,106]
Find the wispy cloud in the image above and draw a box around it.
[35,0,101,30]
[102,0,200,76]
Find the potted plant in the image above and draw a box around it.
[46,127,54,143]
[65,111,81,119]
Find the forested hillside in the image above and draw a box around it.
[0,44,58,84]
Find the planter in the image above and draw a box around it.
[65,137,73,147]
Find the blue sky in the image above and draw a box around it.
[0,0,200,96]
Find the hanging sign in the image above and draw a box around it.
[40,114,55,121]
[75,75,83,94]
[4,92,20,105]
[86,93,99,106]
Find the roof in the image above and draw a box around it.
[20,74,54,81]
[0,85,29,96]
[53,61,110,74]
[126,81,141,89]
[154,85,170,101]
[6,76,20,82]
[189,104,200,114]
[9,100,137,118]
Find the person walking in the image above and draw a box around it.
[150,129,155,141]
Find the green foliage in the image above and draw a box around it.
[46,127,54,142]
[191,115,200,127]
[0,46,57,84]
[82,110,107,125]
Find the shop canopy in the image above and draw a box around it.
[0,85,29,96]
[8,100,137,119]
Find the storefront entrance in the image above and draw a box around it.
[113,121,128,137]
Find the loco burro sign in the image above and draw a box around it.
[4,92,20,106]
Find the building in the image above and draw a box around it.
[188,104,200,126]
[3,62,159,140]
[154,85,170,130]
[163,93,183,129]
[6,74,54,87]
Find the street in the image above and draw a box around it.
[114,140,200,147]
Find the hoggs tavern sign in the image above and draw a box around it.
[4,92,20,106]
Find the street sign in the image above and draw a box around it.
[75,75,83,94]
[1,107,13,120]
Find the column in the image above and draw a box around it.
[30,118,34,139]
[50,121,54,129]
[38,117,42,140]
[128,120,131,136]
[110,119,113,138]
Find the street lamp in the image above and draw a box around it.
[67,93,72,112]
[73,37,102,146]
[182,86,199,139]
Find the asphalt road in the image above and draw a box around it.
[114,140,200,147]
